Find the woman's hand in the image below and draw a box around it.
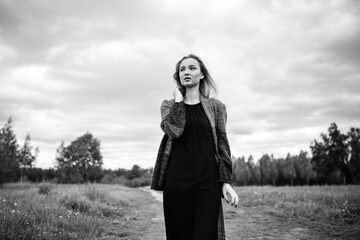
[222,183,239,207]
[173,87,183,102]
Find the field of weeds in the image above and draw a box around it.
[224,185,360,239]
[0,183,131,240]
[236,185,360,223]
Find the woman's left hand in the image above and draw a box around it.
[222,183,239,207]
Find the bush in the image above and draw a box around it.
[124,177,151,188]
[101,173,123,184]
[59,194,92,214]
[38,183,53,195]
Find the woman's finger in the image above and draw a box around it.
[233,195,238,207]
[230,192,235,205]
[223,188,229,203]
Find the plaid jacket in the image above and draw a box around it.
[151,95,232,240]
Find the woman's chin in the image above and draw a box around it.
[182,82,199,88]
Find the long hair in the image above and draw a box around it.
[173,54,218,98]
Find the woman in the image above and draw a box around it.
[151,54,239,240]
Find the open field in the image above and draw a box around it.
[224,186,360,239]
[1,184,359,240]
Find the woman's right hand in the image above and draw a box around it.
[173,87,183,102]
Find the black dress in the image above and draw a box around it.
[163,102,221,240]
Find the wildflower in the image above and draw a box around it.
[59,215,63,219]
[14,203,18,206]
[2,199,6,202]
[11,210,15,213]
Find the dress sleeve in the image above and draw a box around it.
[160,99,186,139]
[216,102,233,184]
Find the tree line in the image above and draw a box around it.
[1,117,359,186]
[0,117,152,186]
[232,150,316,186]
[232,123,360,186]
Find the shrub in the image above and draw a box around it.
[124,176,151,188]
[38,183,53,195]
[59,194,92,214]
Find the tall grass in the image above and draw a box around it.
[0,183,128,240]
[235,185,360,222]
[232,185,360,238]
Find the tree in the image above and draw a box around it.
[232,156,251,186]
[347,127,360,183]
[56,132,103,183]
[282,153,297,186]
[269,155,279,186]
[252,163,261,185]
[127,164,142,180]
[311,123,350,184]
[259,154,272,185]
[0,118,20,183]
[19,134,39,181]
[246,155,256,185]
[295,151,316,185]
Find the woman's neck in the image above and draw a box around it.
[184,87,200,104]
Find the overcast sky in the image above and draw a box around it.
[1,0,359,169]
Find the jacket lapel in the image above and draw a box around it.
[200,95,215,129]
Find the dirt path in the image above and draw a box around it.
[223,204,315,240]
[107,186,334,240]
[106,186,166,240]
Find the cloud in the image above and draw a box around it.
[1,0,359,169]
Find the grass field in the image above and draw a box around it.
[0,183,132,240]
[225,185,360,239]
[0,183,359,239]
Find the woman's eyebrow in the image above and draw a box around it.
[180,64,196,68]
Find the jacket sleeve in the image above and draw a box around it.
[216,102,233,184]
[160,99,186,139]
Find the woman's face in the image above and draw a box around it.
[178,58,204,88]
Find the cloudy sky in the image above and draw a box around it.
[1,0,359,169]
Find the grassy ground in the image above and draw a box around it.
[224,186,360,239]
[1,184,359,239]
[0,183,134,240]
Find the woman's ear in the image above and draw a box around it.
[201,72,204,79]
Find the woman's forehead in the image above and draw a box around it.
[180,58,200,67]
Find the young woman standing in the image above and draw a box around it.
[151,54,238,240]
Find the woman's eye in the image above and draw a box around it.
[180,68,185,72]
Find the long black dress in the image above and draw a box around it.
[163,102,221,240]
